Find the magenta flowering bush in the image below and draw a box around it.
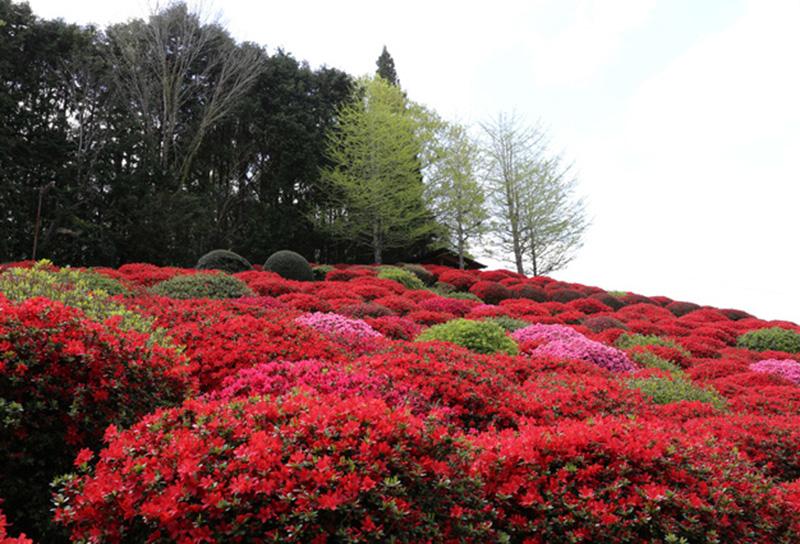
[513,324,636,373]
[295,311,383,349]
[512,323,586,344]
[211,359,408,407]
[749,359,800,385]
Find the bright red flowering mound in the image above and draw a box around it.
[471,418,800,543]
[55,394,492,543]
[1,260,799,542]
[0,296,189,538]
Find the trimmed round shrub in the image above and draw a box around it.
[0,297,188,539]
[377,266,426,290]
[437,269,475,291]
[151,273,253,299]
[512,284,548,302]
[737,327,800,353]
[264,250,313,282]
[469,281,512,305]
[627,374,726,409]
[195,249,252,274]
[401,263,436,286]
[549,288,583,303]
[55,394,492,543]
[416,318,518,355]
[582,315,627,333]
[666,300,700,317]
[484,315,530,332]
[312,264,333,281]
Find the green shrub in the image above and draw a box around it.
[0,261,152,334]
[264,250,313,281]
[401,263,436,286]
[151,273,253,299]
[628,375,726,409]
[195,249,252,274]
[737,327,800,353]
[377,266,426,290]
[442,291,482,302]
[312,265,333,281]
[615,333,685,352]
[484,316,529,332]
[629,351,683,374]
[416,318,518,355]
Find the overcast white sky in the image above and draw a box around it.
[24,0,800,322]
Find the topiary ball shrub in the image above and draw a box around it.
[195,249,252,274]
[151,273,253,299]
[415,318,518,355]
[264,250,313,282]
[737,327,800,353]
[54,394,493,543]
[377,266,426,290]
[469,281,512,305]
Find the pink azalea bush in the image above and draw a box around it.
[513,324,636,373]
[295,311,383,349]
[749,359,800,385]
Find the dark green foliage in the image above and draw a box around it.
[416,318,518,355]
[737,327,800,353]
[0,1,354,267]
[151,273,253,299]
[376,45,399,86]
[196,250,252,274]
[264,250,313,282]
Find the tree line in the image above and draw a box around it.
[0,1,587,275]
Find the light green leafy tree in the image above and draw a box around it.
[317,75,439,264]
[426,122,488,269]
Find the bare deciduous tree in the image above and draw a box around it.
[106,2,262,186]
[481,112,587,276]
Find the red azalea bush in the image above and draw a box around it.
[0,509,30,544]
[55,394,493,543]
[470,417,800,543]
[1,261,800,541]
[469,281,512,304]
[0,297,189,537]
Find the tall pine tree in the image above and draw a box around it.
[375,46,399,86]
